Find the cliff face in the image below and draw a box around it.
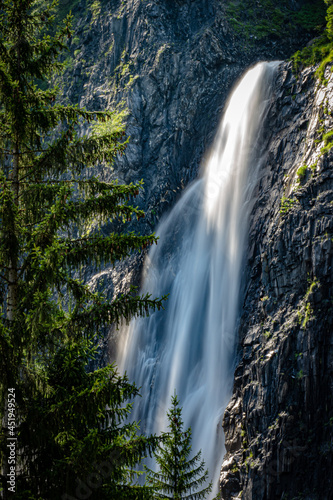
[63,0,317,223]
[221,63,333,500]
[61,0,318,346]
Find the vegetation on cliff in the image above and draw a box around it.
[292,0,333,80]
[226,0,326,42]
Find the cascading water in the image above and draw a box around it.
[117,61,280,497]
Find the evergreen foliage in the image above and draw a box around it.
[145,394,212,500]
[0,0,166,498]
[291,0,333,81]
[15,342,158,499]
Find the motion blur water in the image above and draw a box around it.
[117,61,280,497]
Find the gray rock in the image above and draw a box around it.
[221,63,333,500]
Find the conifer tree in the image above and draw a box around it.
[145,394,212,500]
[0,0,165,498]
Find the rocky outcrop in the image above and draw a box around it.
[221,63,333,500]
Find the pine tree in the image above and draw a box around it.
[146,394,212,500]
[16,341,159,500]
[0,0,165,498]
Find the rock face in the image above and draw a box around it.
[64,0,314,228]
[61,0,317,354]
[220,63,333,500]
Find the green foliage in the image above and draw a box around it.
[305,277,319,299]
[291,0,333,80]
[297,278,319,329]
[226,0,325,42]
[325,0,333,39]
[296,164,308,183]
[90,0,101,21]
[294,1,327,31]
[280,195,297,215]
[0,0,165,497]
[17,342,159,499]
[145,394,212,500]
[291,43,323,75]
[91,108,129,137]
[321,129,333,153]
[32,0,82,33]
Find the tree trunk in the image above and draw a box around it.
[6,146,19,321]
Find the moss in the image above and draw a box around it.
[296,164,308,183]
[323,131,333,144]
[291,37,333,76]
[316,48,333,82]
[305,277,319,299]
[155,43,170,65]
[90,0,101,21]
[230,462,239,473]
[297,278,319,329]
[105,42,114,56]
[303,303,313,327]
[280,195,298,215]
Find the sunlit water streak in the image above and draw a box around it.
[117,61,280,497]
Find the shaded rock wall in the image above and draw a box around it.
[221,62,333,500]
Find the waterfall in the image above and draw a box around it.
[117,61,280,497]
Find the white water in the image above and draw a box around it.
[117,62,280,497]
